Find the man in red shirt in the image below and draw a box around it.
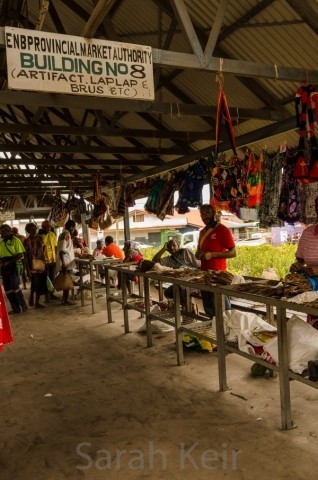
[195,204,236,317]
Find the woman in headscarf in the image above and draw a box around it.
[118,241,143,294]
[23,222,48,309]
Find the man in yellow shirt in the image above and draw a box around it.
[41,220,58,300]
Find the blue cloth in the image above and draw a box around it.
[305,274,318,291]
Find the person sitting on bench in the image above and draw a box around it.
[152,239,200,306]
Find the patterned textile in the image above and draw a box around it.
[157,171,185,220]
[246,151,264,208]
[293,84,318,182]
[277,149,302,224]
[211,154,248,214]
[259,151,283,228]
[300,172,318,225]
[175,160,207,214]
[144,178,165,214]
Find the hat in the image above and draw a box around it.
[42,220,51,229]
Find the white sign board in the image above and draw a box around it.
[0,211,15,221]
[5,27,154,100]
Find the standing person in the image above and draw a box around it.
[152,238,200,305]
[102,236,124,260]
[12,227,27,290]
[0,224,28,314]
[290,196,318,275]
[56,219,76,306]
[23,223,48,309]
[195,204,236,318]
[41,220,58,301]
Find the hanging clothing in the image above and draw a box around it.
[145,178,165,214]
[156,171,185,220]
[175,160,207,214]
[259,151,283,228]
[246,151,264,208]
[293,84,318,182]
[277,149,302,224]
[211,155,248,214]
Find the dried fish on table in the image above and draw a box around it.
[282,273,312,297]
[204,270,235,286]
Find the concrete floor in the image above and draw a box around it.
[1,292,318,480]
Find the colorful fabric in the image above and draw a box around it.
[102,243,124,260]
[42,231,57,263]
[294,84,318,182]
[175,160,207,214]
[198,223,235,271]
[245,151,264,208]
[259,151,283,228]
[277,150,302,224]
[211,155,248,214]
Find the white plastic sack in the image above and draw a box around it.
[264,314,318,374]
[137,305,175,333]
[222,309,276,349]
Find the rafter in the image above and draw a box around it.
[170,0,205,65]
[204,0,230,62]
[81,0,116,38]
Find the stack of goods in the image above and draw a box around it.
[228,282,283,298]
[204,270,234,286]
[282,273,312,297]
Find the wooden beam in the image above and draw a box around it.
[125,116,297,183]
[1,27,316,80]
[0,144,190,155]
[170,0,205,65]
[152,48,318,81]
[286,0,318,36]
[204,0,230,61]
[81,0,116,38]
[0,91,285,120]
[217,0,276,44]
[0,156,159,166]
[0,167,134,175]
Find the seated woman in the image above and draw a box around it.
[118,241,143,294]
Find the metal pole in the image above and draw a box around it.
[215,289,228,391]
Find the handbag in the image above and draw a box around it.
[54,272,74,291]
[32,258,46,272]
[51,191,68,223]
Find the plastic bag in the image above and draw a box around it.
[46,276,55,293]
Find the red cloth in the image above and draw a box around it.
[0,286,13,351]
[199,224,235,271]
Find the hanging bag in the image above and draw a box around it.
[54,272,74,291]
[50,191,68,223]
[31,258,46,272]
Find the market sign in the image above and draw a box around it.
[5,27,154,100]
[0,211,15,221]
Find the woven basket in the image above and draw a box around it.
[54,272,74,291]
